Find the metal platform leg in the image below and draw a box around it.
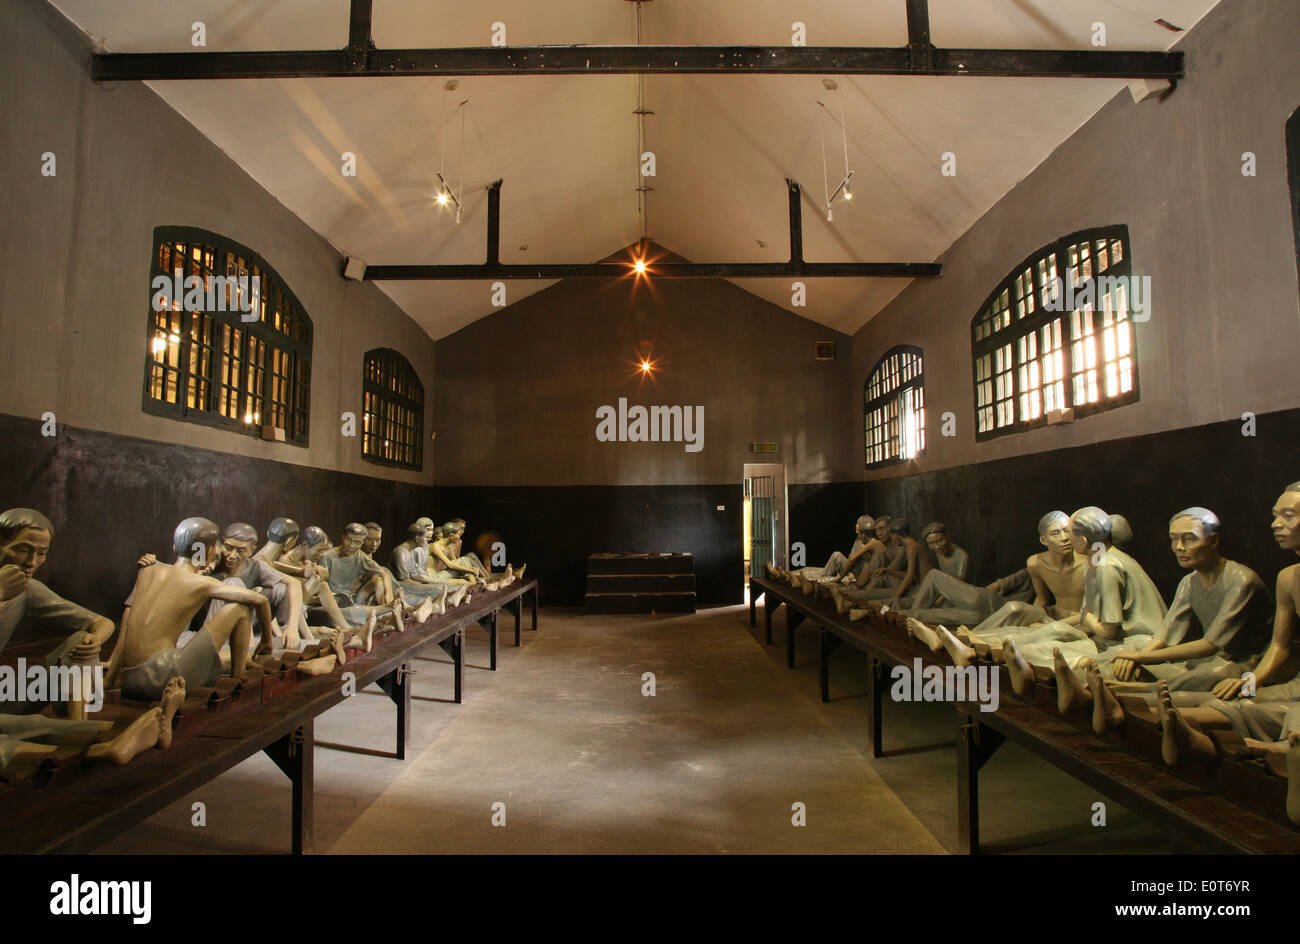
[265,721,314,855]
[375,662,412,759]
[865,657,884,758]
[956,711,1006,854]
[437,630,465,703]
[819,629,842,703]
[787,608,805,669]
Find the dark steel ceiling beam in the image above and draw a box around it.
[92,45,1183,82]
[361,179,941,281]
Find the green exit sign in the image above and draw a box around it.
[752,442,778,453]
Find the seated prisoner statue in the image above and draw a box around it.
[104,517,276,702]
[877,522,972,612]
[253,517,299,564]
[391,521,456,610]
[797,515,878,583]
[287,527,407,638]
[830,518,929,604]
[322,523,393,607]
[922,507,1166,698]
[435,519,522,587]
[1146,485,1300,779]
[1095,508,1270,684]
[1055,506,1272,731]
[0,508,183,767]
[207,522,305,652]
[886,565,1036,629]
[953,510,1086,637]
[0,508,116,717]
[358,522,400,607]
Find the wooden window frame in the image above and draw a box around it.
[864,344,925,470]
[142,226,312,445]
[971,225,1139,442]
[361,347,425,471]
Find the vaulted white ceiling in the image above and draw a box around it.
[50,0,1219,339]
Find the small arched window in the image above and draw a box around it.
[143,226,312,444]
[972,225,1138,440]
[864,345,925,469]
[362,348,424,470]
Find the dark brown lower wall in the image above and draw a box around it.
[434,481,862,607]
[0,413,435,646]
[864,408,1300,598]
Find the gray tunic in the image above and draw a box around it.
[935,545,971,582]
[1158,561,1272,662]
[0,581,102,713]
[206,559,291,627]
[980,547,1166,670]
[0,579,99,658]
[322,549,384,598]
[390,544,450,603]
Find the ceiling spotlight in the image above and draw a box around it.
[640,359,653,374]
[633,259,648,274]
[844,188,853,201]
[436,191,449,206]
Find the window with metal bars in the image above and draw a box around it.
[143,226,312,444]
[362,348,424,470]
[864,345,925,469]
[972,225,1138,441]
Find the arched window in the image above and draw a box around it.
[864,345,925,469]
[972,225,1138,441]
[143,226,312,444]
[362,348,424,470]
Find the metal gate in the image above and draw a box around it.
[746,474,775,578]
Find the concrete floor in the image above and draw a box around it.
[94,601,1171,854]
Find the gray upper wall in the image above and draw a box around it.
[435,248,855,486]
[0,0,436,484]
[852,0,1300,482]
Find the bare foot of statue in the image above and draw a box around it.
[157,677,185,750]
[359,613,378,653]
[1087,662,1126,734]
[412,597,435,624]
[937,626,976,667]
[829,585,853,615]
[905,618,944,653]
[1055,650,1092,714]
[88,709,162,765]
[448,585,468,607]
[390,600,405,631]
[848,608,870,622]
[330,629,348,665]
[296,654,338,676]
[1003,638,1035,697]
[1156,680,1215,767]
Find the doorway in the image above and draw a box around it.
[743,463,788,594]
